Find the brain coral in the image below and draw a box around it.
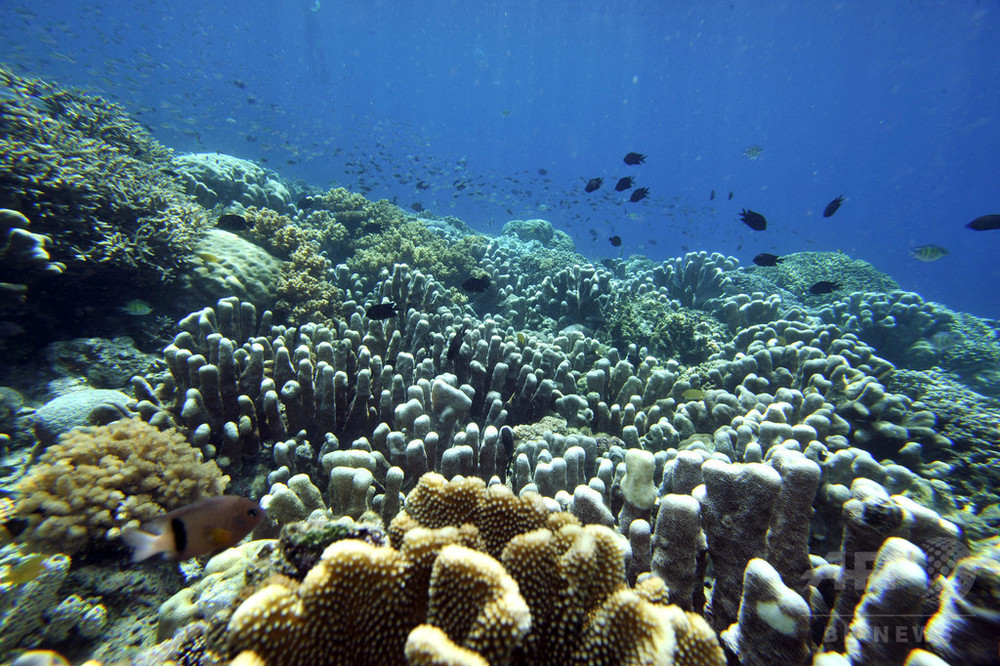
[15,417,229,554]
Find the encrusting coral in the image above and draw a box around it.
[14,417,229,554]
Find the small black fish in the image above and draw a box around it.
[411,202,424,212]
[808,280,840,295]
[232,80,247,89]
[217,213,248,232]
[366,302,399,320]
[447,324,468,363]
[823,195,845,218]
[966,214,1000,231]
[416,180,430,190]
[614,177,634,192]
[629,187,650,203]
[585,177,603,193]
[297,196,314,209]
[753,253,784,267]
[360,222,382,235]
[710,190,715,201]
[538,168,548,175]
[609,235,622,247]
[740,208,767,231]
[462,275,491,292]
[728,191,734,200]
[623,152,646,165]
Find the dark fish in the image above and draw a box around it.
[629,187,650,203]
[366,302,399,320]
[538,168,548,175]
[232,80,246,89]
[623,152,646,165]
[447,324,468,363]
[609,235,622,247]
[217,213,248,232]
[297,196,314,209]
[360,222,382,235]
[809,280,841,295]
[966,214,1000,231]
[411,202,424,212]
[823,195,845,218]
[740,209,767,231]
[585,177,603,193]
[122,496,265,562]
[909,244,948,261]
[728,191,734,200]
[753,253,784,266]
[462,275,491,292]
[710,190,715,201]
[614,177,634,192]
[416,180,430,190]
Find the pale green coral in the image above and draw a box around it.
[243,206,341,324]
[350,219,489,290]
[600,292,728,365]
[757,251,898,302]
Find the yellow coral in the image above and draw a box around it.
[242,205,341,324]
[15,417,228,554]
[404,625,490,666]
[350,220,488,290]
[389,473,548,559]
[226,529,524,666]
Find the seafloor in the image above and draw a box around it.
[1,65,999,665]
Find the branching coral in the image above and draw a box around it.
[14,417,228,554]
[243,205,341,324]
[350,219,489,290]
[0,65,207,281]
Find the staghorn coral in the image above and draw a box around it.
[0,65,207,281]
[14,417,228,554]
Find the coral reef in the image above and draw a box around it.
[14,417,228,554]
[0,66,207,280]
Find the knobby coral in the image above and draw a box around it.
[14,417,228,554]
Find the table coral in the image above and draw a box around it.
[14,417,228,554]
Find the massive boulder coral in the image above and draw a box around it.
[14,417,228,554]
[172,152,293,213]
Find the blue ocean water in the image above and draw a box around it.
[1,0,998,316]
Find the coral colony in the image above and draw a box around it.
[1,66,999,665]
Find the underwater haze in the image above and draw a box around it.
[2,0,998,316]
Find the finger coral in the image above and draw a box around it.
[14,417,229,554]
